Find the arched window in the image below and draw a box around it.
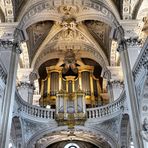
[64,143,80,148]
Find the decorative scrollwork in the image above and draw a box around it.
[125,37,143,47]
[0,39,22,53]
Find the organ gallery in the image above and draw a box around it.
[39,49,109,125]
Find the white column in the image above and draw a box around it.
[107,81,114,102]
[117,39,144,148]
[0,42,20,148]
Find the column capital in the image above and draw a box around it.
[17,81,35,89]
[0,40,22,54]
[126,37,143,47]
[117,39,127,52]
[13,42,22,54]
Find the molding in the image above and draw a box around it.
[33,44,107,73]
[17,0,120,31]
[132,38,148,79]
[0,40,22,53]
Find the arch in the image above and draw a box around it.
[64,143,80,148]
[120,114,130,148]
[136,0,148,19]
[16,0,121,37]
[132,0,144,19]
[32,46,108,76]
[14,0,124,73]
[31,26,109,70]
[26,126,118,148]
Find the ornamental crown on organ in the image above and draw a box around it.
[39,49,109,124]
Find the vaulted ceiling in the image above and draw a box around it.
[26,21,54,62]
[8,0,147,72]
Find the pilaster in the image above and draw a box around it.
[0,40,21,148]
[117,39,144,148]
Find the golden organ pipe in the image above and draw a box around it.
[47,73,50,95]
[78,72,82,90]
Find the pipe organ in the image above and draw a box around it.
[39,65,104,126]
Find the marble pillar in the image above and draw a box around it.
[0,42,21,148]
[117,39,144,148]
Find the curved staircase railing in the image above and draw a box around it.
[15,90,125,123]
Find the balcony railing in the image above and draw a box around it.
[86,91,125,122]
[15,90,125,123]
[15,91,55,121]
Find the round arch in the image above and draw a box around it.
[137,0,148,19]
[16,0,121,40]
[31,27,109,70]
[32,46,108,76]
[26,126,118,148]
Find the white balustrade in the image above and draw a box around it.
[15,91,55,120]
[86,91,125,119]
[15,90,125,122]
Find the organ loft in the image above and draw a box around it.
[1,0,148,147]
[39,49,109,125]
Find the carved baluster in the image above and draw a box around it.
[98,109,100,117]
[103,108,106,116]
[51,111,53,119]
[33,108,36,116]
[45,110,48,118]
[93,110,96,118]
[37,108,39,117]
[96,109,98,117]
[48,110,50,119]
[39,109,41,118]
[52,111,55,119]
[41,109,44,118]
[87,111,89,118]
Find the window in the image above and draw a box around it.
[64,143,80,148]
